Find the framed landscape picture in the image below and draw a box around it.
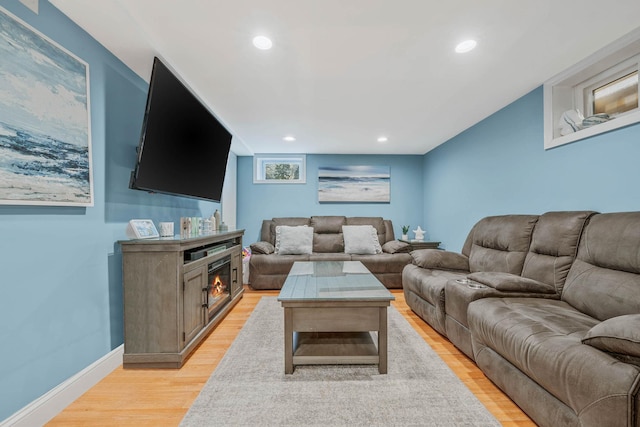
[0,6,93,206]
[318,166,390,203]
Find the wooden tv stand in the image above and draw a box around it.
[120,229,244,368]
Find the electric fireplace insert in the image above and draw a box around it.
[206,256,231,320]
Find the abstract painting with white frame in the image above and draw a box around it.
[0,6,93,206]
[318,166,390,203]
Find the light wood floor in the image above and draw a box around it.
[47,287,535,426]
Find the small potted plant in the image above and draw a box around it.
[401,225,410,241]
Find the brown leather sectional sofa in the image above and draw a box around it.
[249,216,412,289]
[403,211,640,427]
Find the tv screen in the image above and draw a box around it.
[130,57,232,202]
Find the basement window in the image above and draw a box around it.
[544,29,640,149]
[253,154,306,184]
[592,70,638,116]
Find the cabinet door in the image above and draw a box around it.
[231,250,243,297]
[183,266,206,346]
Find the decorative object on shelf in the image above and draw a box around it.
[0,7,92,206]
[214,209,221,230]
[318,165,390,203]
[159,221,174,237]
[126,219,159,239]
[413,226,425,241]
[401,225,410,241]
[581,113,610,128]
[180,217,190,238]
[558,109,584,135]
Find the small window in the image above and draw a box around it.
[544,28,640,149]
[592,71,638,116]
[253,154,306,184]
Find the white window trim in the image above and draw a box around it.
[544,28,640,150]
[253,154,306,184]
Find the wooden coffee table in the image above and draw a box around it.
[277,261,395,374]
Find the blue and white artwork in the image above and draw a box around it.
[318,166,390,203]
[0,7,92,206]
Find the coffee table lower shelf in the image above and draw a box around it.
[293,331,379,366]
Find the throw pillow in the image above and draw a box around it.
[250,241,275,255]
[582,314,640,358]
[342,225,381,255]
[275,225,313,255]
[382,240,411,254]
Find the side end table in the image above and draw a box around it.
[399,240,441,250]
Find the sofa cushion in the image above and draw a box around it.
[308,253,352,262]
[250,241,275,255]
[520,211,595,294]
[342,225,382,254]
[563,212,640,321]
[313,233,345,253]
[311,216,346,233]
[467,215,538,274]
[310,216,347,252]
[382,240,410,254]
[582,314,640,358]
[351,253,411,274]
[411,249,469,272]
[275,225,314,255]
[468,298,640,419]
[467,272,556,294]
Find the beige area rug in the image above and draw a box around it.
[180,297,500,426]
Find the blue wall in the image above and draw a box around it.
[237,154,425,244]
[0,1,220,420]
[423,86,640,251]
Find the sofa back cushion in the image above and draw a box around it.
[311,216,346,253]
[466,215,539,274]
[262,217,310,245]
[260,216,394,252]
[521,211,596,294]
[563,212,640,321]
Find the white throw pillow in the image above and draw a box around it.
[275,225,313,255]
[342,225,383,255]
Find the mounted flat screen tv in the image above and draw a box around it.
[129,57,232,202]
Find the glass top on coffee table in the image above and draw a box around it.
[277,261,395,302]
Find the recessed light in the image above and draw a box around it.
[283,136,296,142]
[455,39,477,53]
[252,35,273,50]
[377,136,388,143]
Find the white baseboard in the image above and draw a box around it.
[1,345,124,427]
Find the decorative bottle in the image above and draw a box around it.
[213,209,221,231]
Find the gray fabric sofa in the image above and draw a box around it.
[249,216,412,289]
[404,211,640,427]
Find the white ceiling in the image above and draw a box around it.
[49,0,640,156]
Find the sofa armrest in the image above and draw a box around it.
[411,249,469,272]
[467,272,556,294]
[250,241,275,255]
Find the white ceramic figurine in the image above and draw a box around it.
[413,226,425,241]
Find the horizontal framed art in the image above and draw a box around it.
[318,165,390,203]
[0,6,93,206]
[253,154,306,184]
